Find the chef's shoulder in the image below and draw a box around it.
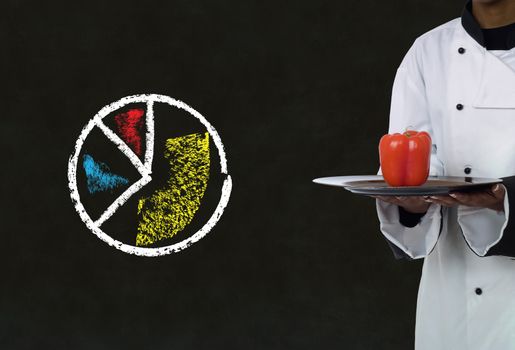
[398,17,460,72]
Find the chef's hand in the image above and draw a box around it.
[424,183,505,213]
[370,195,431,214]
[371,183,506,213]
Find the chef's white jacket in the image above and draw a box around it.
[375,11,515,350]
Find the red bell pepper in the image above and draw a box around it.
[379,130,432,186]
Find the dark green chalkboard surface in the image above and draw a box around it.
[2,0,462,348]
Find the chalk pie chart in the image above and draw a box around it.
[68,94,232,256]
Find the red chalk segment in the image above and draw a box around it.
[114,108,145,156]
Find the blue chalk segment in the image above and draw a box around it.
[82,154,129,194]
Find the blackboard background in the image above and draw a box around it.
[2,1,463,348]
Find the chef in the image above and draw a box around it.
[373,0,515,348]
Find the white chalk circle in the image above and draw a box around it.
[67,94,232,257]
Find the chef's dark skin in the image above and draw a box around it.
[373,0,515,215]
[473,0,515,28]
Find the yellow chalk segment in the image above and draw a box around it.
[136,132,210,246]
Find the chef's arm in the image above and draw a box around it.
[380,207,430,260]
[376,162,444,260]
[485,176,515,256]
[376,134,444,260]
[375,38,446,260]
[457,176,515,258]
[376,195,443,260]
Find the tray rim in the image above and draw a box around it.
[313,175,502,196]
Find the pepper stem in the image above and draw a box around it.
[404,125,415,137]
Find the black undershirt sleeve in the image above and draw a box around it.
[398,206,427,228]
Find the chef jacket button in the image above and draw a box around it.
[458,47,466,54]
[475,288,482,295]
[464,167,471,174]
[456,103,464,110]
